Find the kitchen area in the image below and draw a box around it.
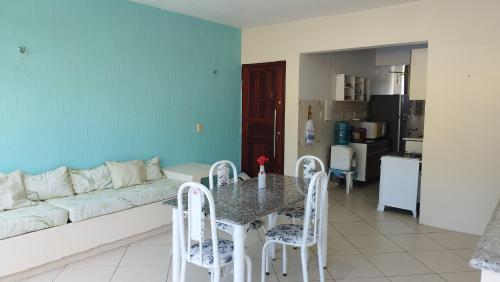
[298,44,428,216]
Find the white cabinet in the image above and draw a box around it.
[409,48,428,100]
[336,74,370,101]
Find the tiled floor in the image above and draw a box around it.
[22,182,481,282]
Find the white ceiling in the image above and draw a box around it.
[131,0,420,28]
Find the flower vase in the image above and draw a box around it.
[258,165,266,188]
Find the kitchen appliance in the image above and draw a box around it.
[359,121,386,139]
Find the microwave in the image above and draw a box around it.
[359,122,386,139]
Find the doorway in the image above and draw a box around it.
[241,61,285,177]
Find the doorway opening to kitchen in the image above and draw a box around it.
[298,43,428,217]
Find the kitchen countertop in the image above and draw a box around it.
[470,199,500,272]
[350,138,389,145]
[403,137,423,142]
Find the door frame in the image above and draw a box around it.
[241,61,286,176]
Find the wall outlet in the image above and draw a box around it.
[196,123,203,133]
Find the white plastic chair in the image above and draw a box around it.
[177,182,252,282]
[330,145,355,194]
[261,171,329,282]
[209,160,265,234]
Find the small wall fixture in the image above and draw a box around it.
[18,46,26,54]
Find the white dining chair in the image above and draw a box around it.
[209,160,265,234]
[177,182,252,282]
[261,171,329,282]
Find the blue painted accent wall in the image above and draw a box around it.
[0,0,241,173]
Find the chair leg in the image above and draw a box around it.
[262,241,271,282]
[300,247,309,282]
[245,255,252,282]
[282,245,287,276]
[180,260,187,282]
[317,241,325,282]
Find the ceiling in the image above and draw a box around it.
[131,0,420,28]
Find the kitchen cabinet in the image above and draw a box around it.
[409,48,428,100]
[335,74,370,101]
[349,139,390,182]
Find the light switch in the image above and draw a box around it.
[196,123,203,133]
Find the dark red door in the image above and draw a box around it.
[241,61,285,177]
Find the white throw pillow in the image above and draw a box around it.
[0,171,34,210]
[106,160,146,189]
[145,157,164,181]
[70,165,113,194]
[24,166,74,201]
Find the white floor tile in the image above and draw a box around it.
[426,232,480,249]
[66,247,126,269]
[326,255,382,279]
[389,274,446,282]
[336,278,390,282]
[453,248,475,260]
[368,221,418,235]
[55,266,115,282]
[325,236,360,255]
[129,232,172,246]
[111,265,168,282]
[120,245,172,266]
[438,271,481,282]
[366,252,432,276]
[410,250,473,273]
[347,235,403,254]
[21,267,64,282]
[333,222,380,236]
[271,256,332,281]
[387,234,446,251]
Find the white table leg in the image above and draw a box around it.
[172,208,180,282]
[233,225,246,282]
[267,214,277,259]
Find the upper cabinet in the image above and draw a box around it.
[409,48,428,100]
[335,74,370,102]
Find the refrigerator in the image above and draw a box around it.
[369,65,409,153]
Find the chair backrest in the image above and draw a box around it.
[209,160,238,190]
[177,182,220,271]
[331,145,354,171]
[301,171,329,247]
[295,155,326,179]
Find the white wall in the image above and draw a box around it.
[242,0,500,235]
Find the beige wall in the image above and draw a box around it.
[241,0,500,235]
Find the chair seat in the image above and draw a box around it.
[265,224,315,245]
[189,239,234,266]
[277,204,305,219]
[216,219,265,233]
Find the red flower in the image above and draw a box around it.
[257,155,269,166]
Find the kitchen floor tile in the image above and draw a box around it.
[21,267,64,282]
[426,232,480,249]
[410,250,473,273]
[387,234,446,251]
[336,278,390,282]
[348,235,403,254]
[453,248,475,260]
[368,220,418,235]
[438,271,481,282]
[271,256,332,281]
[389,274,446,282]
[111,265,168,282]
[119,245,171,266]
[366,252,432,276]
[326,255,383,279]
[65,247,126,269]
[55,266,115,282]
[325,236,360,255]
[129,232,172,246]
[333,222,380,236]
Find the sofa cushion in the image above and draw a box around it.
[0,202,68,240]
[24,166,74,201]
[0,171,34,210]
[47,178,182,222]
[106,160,146,189]
[70,165,113,194]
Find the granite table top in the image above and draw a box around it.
[162,174,309,226]
[470,199,500,272]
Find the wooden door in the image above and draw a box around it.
[241,61,285,177]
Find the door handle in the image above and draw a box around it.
[273,109,277,158]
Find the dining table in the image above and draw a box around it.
[162,173,329,282]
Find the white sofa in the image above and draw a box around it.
[0,169,183,279]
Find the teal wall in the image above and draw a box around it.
[0,0,241,174]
